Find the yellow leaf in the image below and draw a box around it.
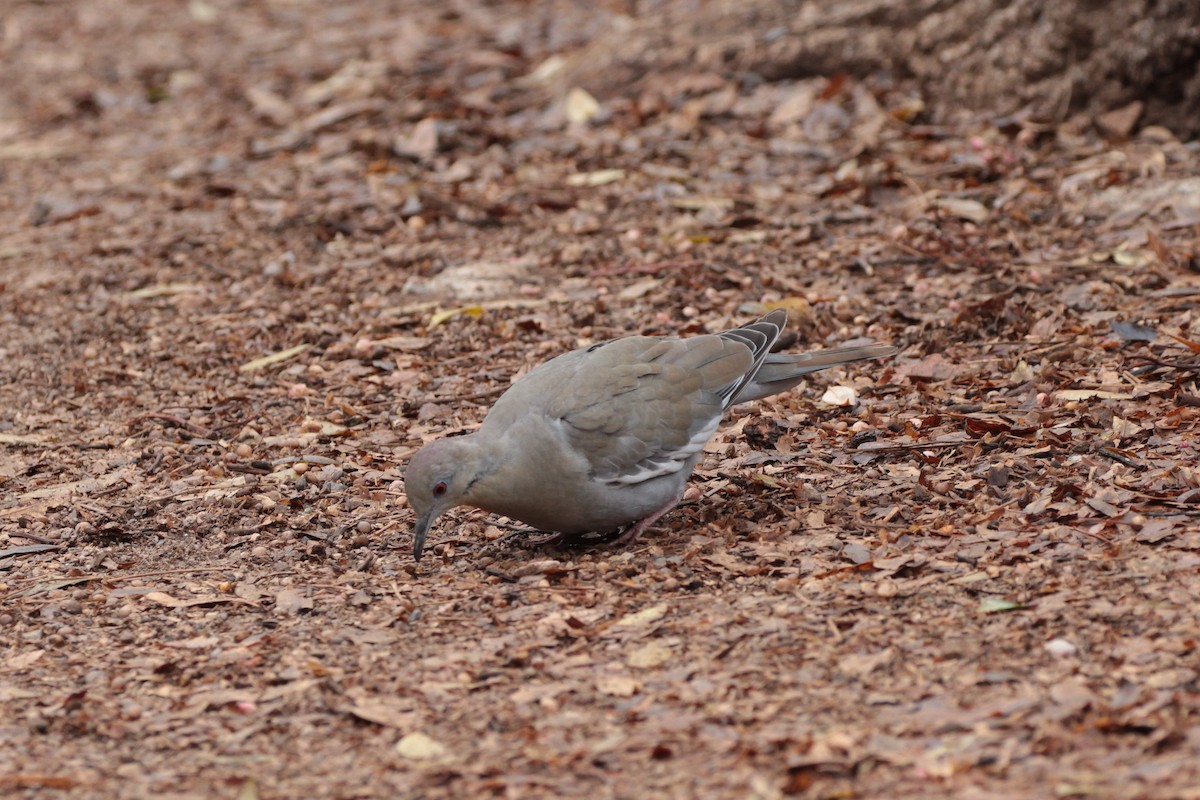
[614,604,668,629]
[395,732,448,760]
[567,169,625,187]
[428,305,484,327]
[565,87,600,124]
[627,642,673,669]
[1054,389,1132,401]
[670,196,735,211]
[238,344,311,373]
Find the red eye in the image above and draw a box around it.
[432,481,447,497]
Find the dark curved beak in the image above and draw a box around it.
[412,512,434,561]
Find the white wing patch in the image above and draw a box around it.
[607,415,720,487]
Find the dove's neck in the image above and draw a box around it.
[457,430,506,505]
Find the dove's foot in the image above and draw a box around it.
[608,490,685,547]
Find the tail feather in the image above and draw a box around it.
[715,309,787,407]
[733,343,898,404]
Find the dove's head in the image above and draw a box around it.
[405,436,481,560]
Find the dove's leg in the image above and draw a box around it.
[610,488,685,546]
[530,531,565,547]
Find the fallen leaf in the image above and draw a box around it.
[1054,389,1133,401]
[1165,330,1200,354]
[124,283,203,300]
[614,604,668,629]
[394,118,439,160]
[565,87,600,124]
[143,592,249,608]
[1110,416,1142,439]
[567,169,625,187]
[897,354,957,382]
[20,470,130,499]
[0,433,45,445]
[596,674,641,697]
[1109,320,1156,342]
[233,778,259,800]
[820,385,858,406]
[7,649,45,670]
[275,588,314,615]
[238,344,311,373]
[1044,638,1077,657]
[428,305,485,328]
[978,597,1024,614]
[0,544,63,558]
[345,691,423,728]
[1095,100,1143,139]
[936,197,989,223]
[627,642,673,669]
[669,196,735,211]
[395,732,448,760]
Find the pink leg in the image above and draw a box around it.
[609,489,685,547]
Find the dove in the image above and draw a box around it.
[405,310,896,559]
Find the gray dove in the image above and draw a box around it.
[405,310,896,559]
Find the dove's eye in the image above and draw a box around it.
[432,481,448,497]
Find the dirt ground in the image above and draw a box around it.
[3,2,1200,798]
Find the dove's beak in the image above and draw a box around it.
[412,511,434,561]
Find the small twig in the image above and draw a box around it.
[10,565,232,586]
[127,412,215,438]
[853,440,976,455]
[1097,447,1144,470]
[484,565,518,582]
[1070,526,1113,544]
[6,531,63,545]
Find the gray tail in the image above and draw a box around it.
[732,342,898,404]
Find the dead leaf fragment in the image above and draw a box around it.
[7,649,45,670]
[143,592,247,609]
[936,197,989,223]
[239,344,311,373]
[1054,389,1132,401]
[345,691,423,729]
[596,674,641,697]
[275,588,314,615]
[394,117,439,160]
[428,305,485,327]
[1096,100,1143,139]
[565,87,600,124]
[124,283,203,300]
[395,731,448,760]
[616,278,659,301]
[669,196,735,211]
[614,604,668,629]
[897,354,957,382]
[567,169,625,187]
[1109,320,1156,342]
[627,642,673,669]
[978,597,1024,614]
[820,385,858,406]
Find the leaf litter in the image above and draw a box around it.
[0,1,1198,798]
